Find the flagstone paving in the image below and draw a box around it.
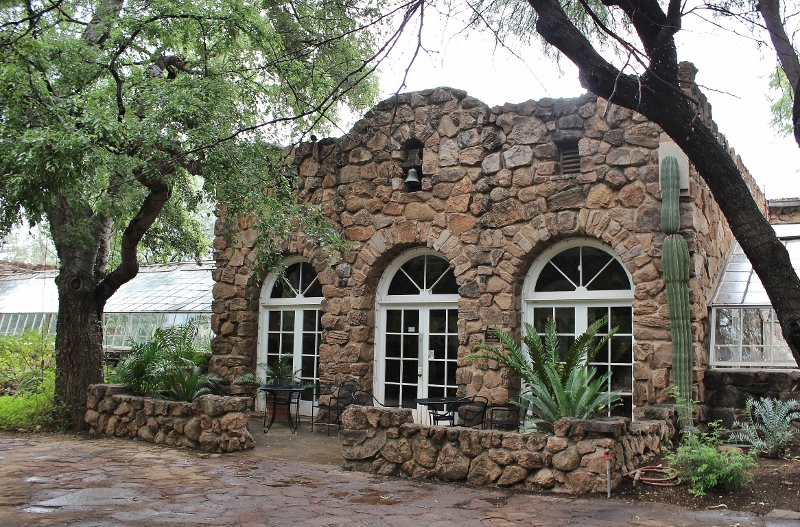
[0,424,795,527]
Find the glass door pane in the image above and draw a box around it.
[384,309,420,409]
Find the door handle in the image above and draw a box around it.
[418,367,423,378]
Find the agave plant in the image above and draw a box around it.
[731,397,800,457]
[465,316,622,429]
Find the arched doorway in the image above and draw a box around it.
[374,249,459,421]
[257,258,322,415]
[522,240,635,417]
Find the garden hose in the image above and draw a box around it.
[624,466,682,487]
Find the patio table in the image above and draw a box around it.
[259,383,305,434]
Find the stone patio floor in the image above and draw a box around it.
[0,416,798,527]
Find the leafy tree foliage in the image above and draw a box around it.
[0,0,384,427]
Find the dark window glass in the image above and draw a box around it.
[281,311,295,331]
[384,384,400,407]
[302,310,317,332]
[427,385,444,399]
[386,310,402,333]
[587,259,631,290]
[401,257,425,289]
[611,336,633,363]
[404,311,419,333]
[385,360,401,382]
[447,309,458,331]
[428,361,442,383]
[588,307,609,331]
[402,335,418,359]
[281,334,294,355]
[430,310,446,333]
[550,247,581,285]
[554,307,575,333]
[447,335,459,359]
[386,334,401,357]
[446,360,457,385]
[388,271,418,295]
[581,247,612,285]
[533,307,553,332]
[535,262,575,292]
[610,306,632,333]
[429,335,446,359]
[401,360,418,383]
[268,311,281,331]
[267,334,280,354]
[610,365,632,391]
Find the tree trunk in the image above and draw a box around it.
[53,269,104,431]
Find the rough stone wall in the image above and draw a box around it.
[211,82,765,413]
[769,199,800,224]
[340,405,673,494]
[85,384,255,453]
[704,370,800,427]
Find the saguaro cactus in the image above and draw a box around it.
[660,155,693,424]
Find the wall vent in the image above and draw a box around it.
[559,144,581,175]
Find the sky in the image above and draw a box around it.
[373,7,800,200]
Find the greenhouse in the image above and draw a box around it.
[0,262,214,358]
[710,224,800,370]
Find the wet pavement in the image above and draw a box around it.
[0,418,798,527]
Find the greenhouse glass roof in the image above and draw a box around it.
[0,261,214,314]
[712,224,800,306]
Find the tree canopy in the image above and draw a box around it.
[0,0,387,426]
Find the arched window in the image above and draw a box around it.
[375,249,459,416]
[523,240,635,417]
[258,258,322,414]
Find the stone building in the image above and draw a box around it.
[210,64,797,423]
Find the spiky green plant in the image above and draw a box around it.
[153,362,221,403]
[109,321,211,398]
[465,317,622,429]
[731,397,800,457]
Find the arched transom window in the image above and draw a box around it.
[523,240,635,417]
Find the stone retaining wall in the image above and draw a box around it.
[85,384,255,453]
[704,370,800,427]
[340,406,674,494]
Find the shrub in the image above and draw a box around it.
[109,322,215,400]
[731,397,800,457]
[666,422,756,497]
[465,317,621,429]
[0,330,55,396]
[0,368,59,431]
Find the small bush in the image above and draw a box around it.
[731,396,800,457]
[109,322,215,400]
[666,422,756,497]
[0,331,55,396]
[0,368,59,431]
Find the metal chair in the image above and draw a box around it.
[261,387,302,433]
[487,404,527,431]
[352,390,395,407]
[429,397,471,426]
[456,396,488,428]
[311,380,359,435]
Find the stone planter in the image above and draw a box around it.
[85,384,255,453]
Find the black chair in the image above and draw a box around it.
[311,380,359,435]
[487,404,527,431]
[430,397,471,426]
[352,390,395,407]
[456,396,488,428]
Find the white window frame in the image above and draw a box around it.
[374,248,459,415]
[710,305,798,370]
[522,239,635,416]
[257,256,323,413]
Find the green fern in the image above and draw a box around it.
[731,397,800,457]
